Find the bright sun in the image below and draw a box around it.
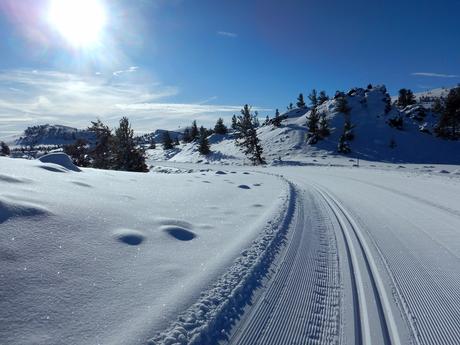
[48,0,107,47]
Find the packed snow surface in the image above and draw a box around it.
[0,157,287,345]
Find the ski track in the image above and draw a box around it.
[229,186,341,345]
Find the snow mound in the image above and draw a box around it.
[114,229,145,246]
[0,173,31,184]
[38,153,81,172]
[0,197,50,223]
[162,226,197,241]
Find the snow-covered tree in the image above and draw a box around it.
[306,107,320,144]
[198,126,211,155]
[113,117,148,172]
[182,128,192,143]
[318,112,330,138]
[235,104,266,165]
[88,119,113,169]
[214,118,228,135]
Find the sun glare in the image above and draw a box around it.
[48,0,107,47]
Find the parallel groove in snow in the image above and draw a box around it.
[229,188,340,345]
[315,186,402,345]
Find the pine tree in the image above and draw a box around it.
[296,93,306,108]
[231,114,238,130]
[306,107,320,144]
[64,139,89,167]
[182,128,192,143]
[235,104,266,165]
[273,108,282,127]
[214,117,228,135]
[318,113,330,138]
[0,141,10,156]
[149,138,156,149]
[432,98,444,115]
[308,89,318,107]
[88,119,113,169]
[337,134,351,153]
[190,120,199,141]
[198,126,211,155]
[318,90,329,104]
[335,96,351,114]
[162,131,174,150]
[113,117,148,172]
[397,88,417,108]
[436,87,460,139]
[367,84,373,90]
[288,102,294,110]
[174,137,180,146]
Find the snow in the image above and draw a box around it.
[38,152,81,172]
[0,156,287,345]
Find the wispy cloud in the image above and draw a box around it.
[113,66,139,76]
[217,31,238,38]
[0,69,265,137]
[412,72,459,78]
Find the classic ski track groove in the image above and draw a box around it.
[314,185,402,345]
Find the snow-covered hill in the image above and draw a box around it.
[10,124,94,147]
[149,85,460,165]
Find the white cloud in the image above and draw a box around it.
[412,72,459,78]
[0,69,265,138]
[113,66,139,76]
[217,31,238,38]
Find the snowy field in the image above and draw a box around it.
[0,155,288,345]
[2,154,460,345]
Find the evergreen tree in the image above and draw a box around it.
[190,120,199,141]
[308,89,318,107]
[318,90,329,104]
[436,87,460,139]
[174,137,180,146]
[162,131,174,150]
[318,113,330,138]
[335,96,351,114]
[337,134,351,153]
[88,119,113,169]
[306,107,320,144]
[432,98,444,115]
[113,117,148,172]
[235,104,266,165]
[182,128,192,143]
[0,141,10,156]
[263,115,270,126]
[397,88,417,108]
[273,108,282,127]
[296,93,306,108]
[149,138,156,149]
[231,114,238,130]
[367,84,373,90]
[288,102,294,110]
[214,117,228,135]
[64,139,90,167]
[198,126,211,155]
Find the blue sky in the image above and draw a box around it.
[1,0,459,136]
